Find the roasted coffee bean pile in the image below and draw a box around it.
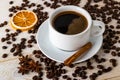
[43,0,80,9]
[0,0,120,80]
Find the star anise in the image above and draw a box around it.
[28,61,42,72]
[18,65,30,75]
[18,55,42,75]
[19,55,32,65]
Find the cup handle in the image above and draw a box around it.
[91,20,105,37]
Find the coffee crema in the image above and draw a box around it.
[52,11,88,35]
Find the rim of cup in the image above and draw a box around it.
[49,5,92,37]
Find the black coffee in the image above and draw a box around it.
[52,11,88,35]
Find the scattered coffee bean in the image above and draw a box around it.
[102,67,112,73]
[5,29,10,32]
[89,73,97,80]
[4,21,8,25]
[2,46,7,49]
[13,52,19,56]
[1,38,6,42]
[16,29,22,33]
[10,48,15,52]
[2,54,8,58]
[67,77,72,80]
[27,44,33,48]
[111,51,117,56]
[116,25,120,29]
[12,37,16,41]
[72,73,77,77]
[109,59,117,67]
[97,70,103,75]
[6,41,12,44]
[62,75,68,79]
[28,30,32,33]
[32,75,38,80]
[9,1,14,4]
[97,65,104,69]
[53,77,59,80]
[104,50,110,53]
[117,52,120,57]
[9,13,13,17]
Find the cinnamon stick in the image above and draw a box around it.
[64,42,92,66]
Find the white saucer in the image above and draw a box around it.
[36,19,103,63]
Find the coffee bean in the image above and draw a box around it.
[100,58,106,62]
[93,55,98,59]
[58,63,64,68]
[6,41,12,44]
[104,50,110,53]
[117,52,120,57]
[62,75,68,79]
[12,37,16,41]
[111,51,117,56]
[2,46,7,49]
[67,77,72,80]
[39,71,43,77]
[114,36,119,40]
[21,38,26,42]
[1,38,6,42]
[32,75,38,80]
[116,25,120,29]
[13,52,19,56]
[97,70,103,75]
[81,66,87,70]
[35,54,41,58]
[40,58,44,62]
[97,65,104,69]
[69,64,75,68]
[9,13,13,17]
[12,44,17,48]
[78,71,87,77]
[87,61,92,66]
[106,67,112,72]
[9,1,14,4]
[16,29,22,33]
[62,69,67,73]
[102,67,112,73]
[28,30,33,33]
[82,75,88,79]
[109,59,117,67]
[46,72,54,79]
[5,29,10,32]
[109,25,114,29]
[4,21,8,25]
[27,44,33,48]
[72,73,77,77]
[10,48,15,52]
[116,47,120,51]
[37,4,41,7]
[53,77,59,80]
[2,54,8,58]
[88,66,94,69]
[89,74,97,80]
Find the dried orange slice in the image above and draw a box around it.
[10,10,38,31]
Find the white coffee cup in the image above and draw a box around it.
[49,5,105,51]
